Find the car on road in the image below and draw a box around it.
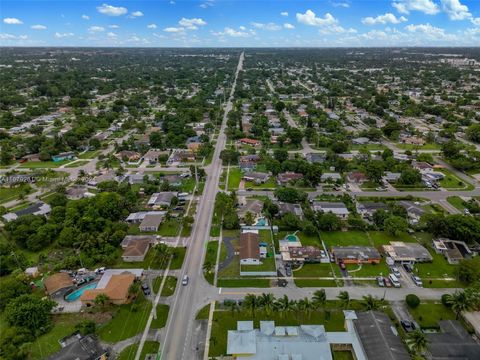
[400,320,418,333]
[376,276,385,287]
[375,187,387,191]
[411,275,423,287]
[141,283,151,295]
[182,275,189,286]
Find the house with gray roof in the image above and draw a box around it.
[312,202,349,219]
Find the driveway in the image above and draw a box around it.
[218,235,235,271]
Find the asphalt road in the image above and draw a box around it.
[159,51,244,360]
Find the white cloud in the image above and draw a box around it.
[164,27,185,33]
[147,24,157,29]
[440,0,471,20]
[239,26,246,31]
[405,23,455,40]
[281,12,289,16]
[30,24,47,30]
[54,32,74,38]
[107,32,117,38]
[212,27,250,37]
[200,1,214,9]
[296,10,337,26]
[362,13,408,25]
[251,22,281,31]
[81,15,90,20]
[0,33,27,40]
[284,23,295,29]
[392,0,439,15]
[131,11,144,17]
[97,3,128,16]
[88,26,105,32]
[3,17,23,25]
[472,18,480,26]
[320,24,357,34]
[109,24,120,29]
[178,17,207,30]
[332,2,350,8]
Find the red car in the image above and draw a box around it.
[384,277,392,287]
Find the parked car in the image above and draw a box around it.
[400,320,417,333]
[339,262,346,270]
[94,267,106,274]
[389,274,401,288]
[376,276,385,287]
[403,263,413,273]
[411,275,423,287]
[391,266,401,277]
[182,275,189,286]
[285,263,292,277]
[141,283,151,295]
[384,277,392,287]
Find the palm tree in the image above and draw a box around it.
[259,293,275,316]
[298,297,314,316]
[447,290,473,319]
[243,294,259,317]
[94,293,110,307]
[228,301,239,313]
[244,211,255,226]
[312,289,327,309]
[407,330,428,355]
[362,295,380,311]
[274,295,293,318]
[337,291,350,308]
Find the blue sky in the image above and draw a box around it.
[1,0,479,46]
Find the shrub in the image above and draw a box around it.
[441,294,451,307]
[405,294,420,309]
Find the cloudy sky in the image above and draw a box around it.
[1,0,479,47]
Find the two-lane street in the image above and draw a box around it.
[159,51,244,360]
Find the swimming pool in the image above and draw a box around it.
[256,218,267,226]
[286,234,299,242]
[65,282,97,302]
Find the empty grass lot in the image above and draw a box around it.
[321,231,370,248]
[19,160,70,168]
[447,196,467,211]
[438,169,474,190]
[294,279,339,287]
[117,341,160,360]
[409,302,456,329]
[0,184,32,203]
[226,167,242,190]
[294,263,335,277]
[152,276,177,296]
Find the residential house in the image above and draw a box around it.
[121,237,151,262]
[87,170,117,187]
[383,172,401,183]
[126,211,166,224]
[139,213,164,232]
[347,172,368,184]
[143,149,168,164]
[321,173,342,183]
[47,334,107,360]
[66,186,94,200]
[331,246,381,264]
[3,201,52,222]
[239,232,260,265]
[147,192,177,207]
[115,150,141,163]
[398,201,425,225]
[287,246,322,263]
[167,149,195,165]
[239,154,261,172]
[383,241,433,263]
[238,199,264,222]
[52,151,76,162]
[432,238,473,264]
[277,172,304,185]
[352,137,370,145]
[312,202,349,219]
[44,273,73,296]
[305,152,326,164]
[277,202,304,219]
[356,202,389,219]
[238,138,261,147]
[81,273,136,305]
[242,172,270,185]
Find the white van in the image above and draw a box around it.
[389,274,401,288]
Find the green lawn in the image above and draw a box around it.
[151,304,169,329]
[65,160,90,168]
[333,351,355,360]
[117,341,160,360]
[226,167,242,190]
[396,143,441,150]
[216,278,271,288]
[342,262,390,278]
[367,231,417,247]
[152,276,177,296]
[294,263,335,278]
[414,249,458,279]
[409,302,456,329]
[209,308,347,357]
[98,295,153,343]
[78,150,101,159]
[204,241,219,284]
[241,254,276,272]
[113,246,185,270]
[0,184,32,203]
[447,196,467,211]
[250,177,276,189]
[20,160,70,168]
[196,304,211,320]
[438,169,473,190]
[297,232,321,247]
[29,313,87,360]
[157,219,181,237]
[321,231,371,248]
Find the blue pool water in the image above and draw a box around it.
[256,218,266,226]
[65,283,97,302]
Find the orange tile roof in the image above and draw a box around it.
[81,274,135,302]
